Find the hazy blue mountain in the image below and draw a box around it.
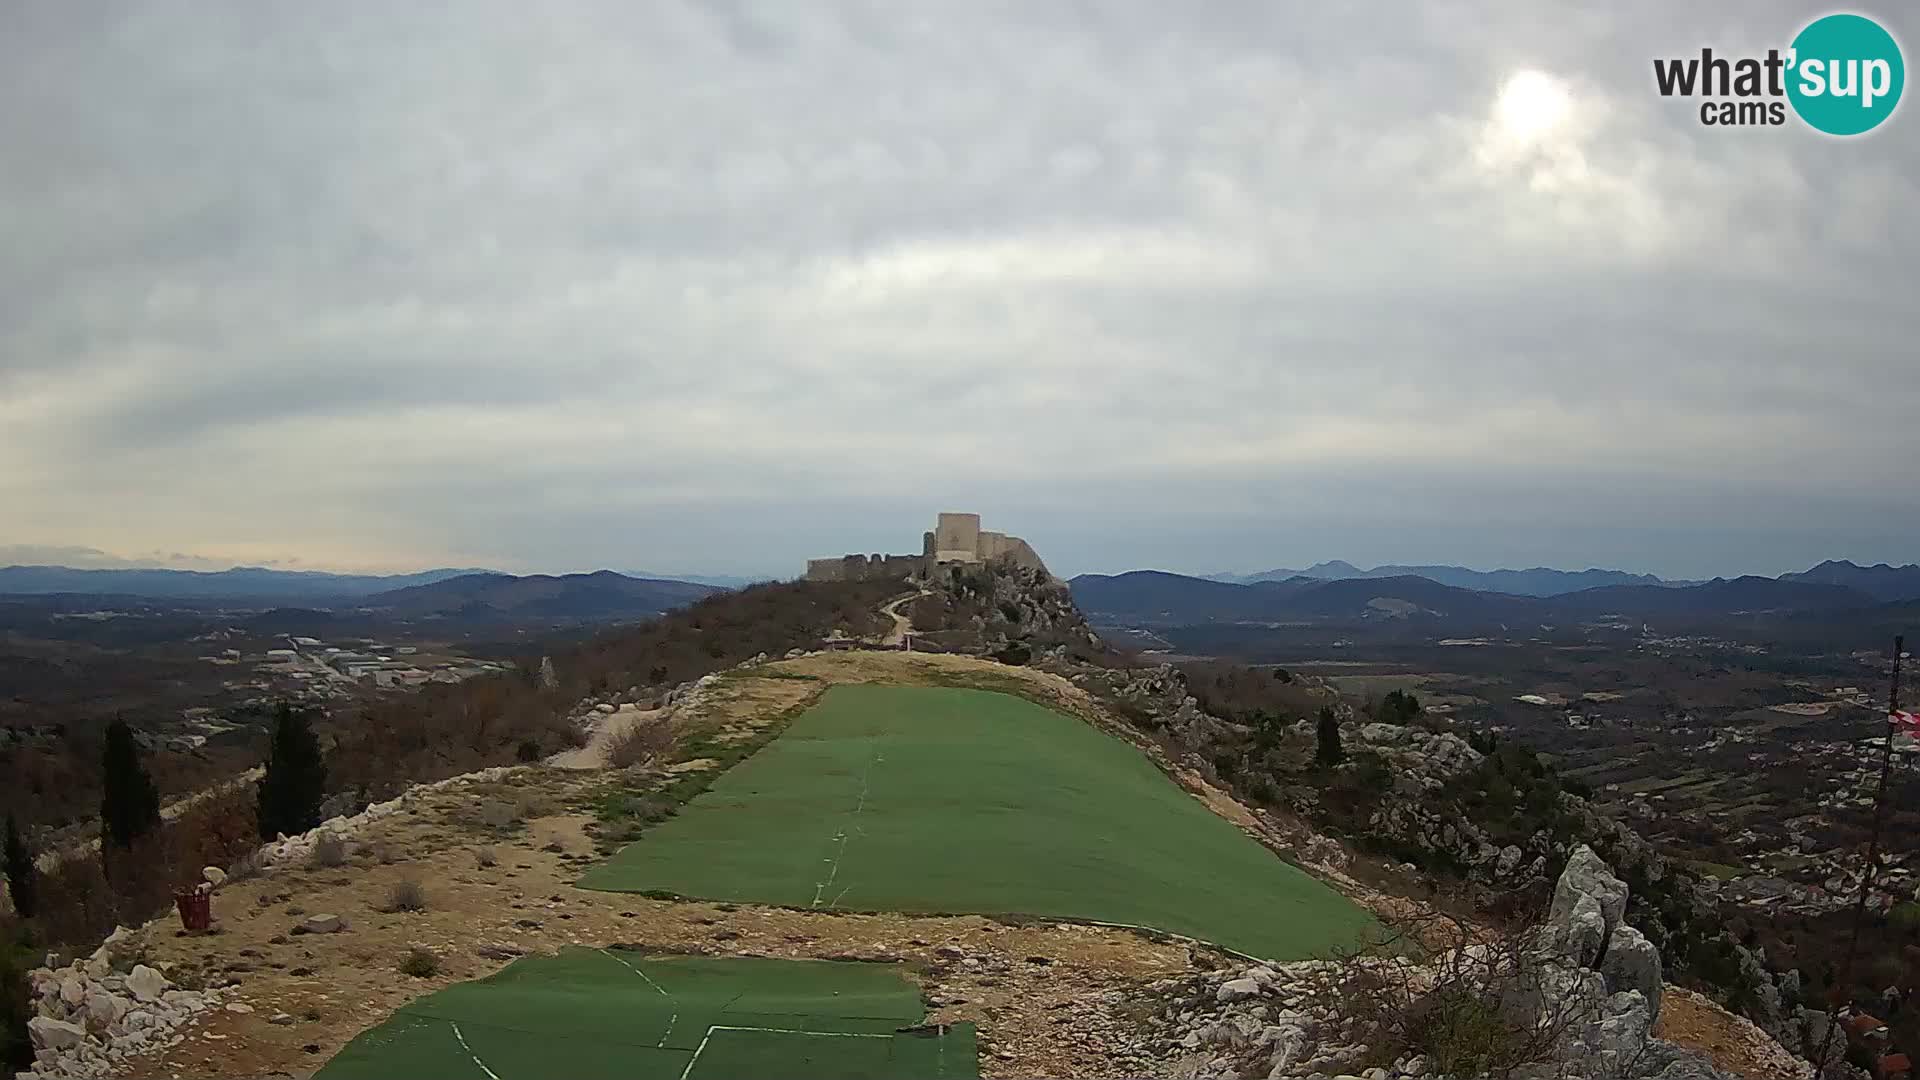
[624,570,762,590]
[360,570,718,619]
[1072,570,1534,624]
[1779,560,1920,602]
[0,564,491,600]
[1071,569,1873,626]
[1548,576,1873,616]
[1228,563,1677,596]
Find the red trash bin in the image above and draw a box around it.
[175,888,211,932]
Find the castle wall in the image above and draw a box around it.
[805,512,1046,581]
[978,532,1048,574]
[805,557,849,582]
[805,553,923,583]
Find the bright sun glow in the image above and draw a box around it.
[1493,69,1573,144]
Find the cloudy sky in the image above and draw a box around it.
[3,2,1915,580]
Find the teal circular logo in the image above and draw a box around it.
[1787,13,1905,135]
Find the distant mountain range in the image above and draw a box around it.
[0,563,729,622]
[1205,558,1920,602]
[1209,562,1677,596]
[1778,560,1920,602]
[1073,562,1906,627]
[0,564,490,600]
[361,571,719,619]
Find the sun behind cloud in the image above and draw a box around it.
[1493,68,1574,145]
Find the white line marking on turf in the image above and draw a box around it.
[449,1021,502,1080]
[600,948,679,1047]
[676,1025,896,1080]
[811,739,882,908]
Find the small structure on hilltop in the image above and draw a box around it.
[804,511,1048,582]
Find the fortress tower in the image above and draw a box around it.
[805,511,1048,581]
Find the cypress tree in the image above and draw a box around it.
[257,703,327,840]
[1315,706,1346,768]
[2,815,33,920]
[99,719,161,853]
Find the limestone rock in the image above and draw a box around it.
[202,866,227,888]
[83,992,126,1027]
[1215,977,1262,1003]
[1497,844,1524,877]
[124,965,166,1003]
[1551,845,1627,941]
[1600,924,1663,1022]
[1559,891,1608,968]
[27,1018,85,1051]
[300,913,344,934]
[1357,723,1411,745]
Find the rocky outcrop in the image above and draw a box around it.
[21,927,226,1079]
[1135,847,1759,1080]
[925,559,1103,657]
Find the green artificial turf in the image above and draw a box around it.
[579,684,1373,960]
[316,949,975,1080]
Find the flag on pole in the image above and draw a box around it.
[1891,710,1920,733]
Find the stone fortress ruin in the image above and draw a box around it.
[805,512,1049,582]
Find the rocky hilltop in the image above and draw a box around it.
[914,556,1857,1079]
[1138,847,1804,1080]
[8,563,1848,1080]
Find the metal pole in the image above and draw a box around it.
[1837,636,1905,1030]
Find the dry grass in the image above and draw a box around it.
[473,846,497,869]
[606,718,676,769]
[399,946,439,978]
[382,879,427,913]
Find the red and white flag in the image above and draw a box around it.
[1892,710,1920,732]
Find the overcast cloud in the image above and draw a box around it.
[3,1,1915,580]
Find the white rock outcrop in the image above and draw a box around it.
[22,928,224,1079]
[1138,847,1753,1080]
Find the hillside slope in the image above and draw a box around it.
[1073,568,1876,625]
[1779,559,1920,602]
[358,570,719,618]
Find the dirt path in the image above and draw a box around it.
[547,704,663,770]
[878,589,929,647]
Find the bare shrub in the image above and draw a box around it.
[308,834,347,869]
[512,792,552,822]
[383,880,427,913]
[606,719,675,769]
[399,946,439,978]
[476,801,515,829]
[35,859,117,954]
[474,847,497,869]
[224,848,266,884]
[1300,904,1604,1079]
[366,840,397,865]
